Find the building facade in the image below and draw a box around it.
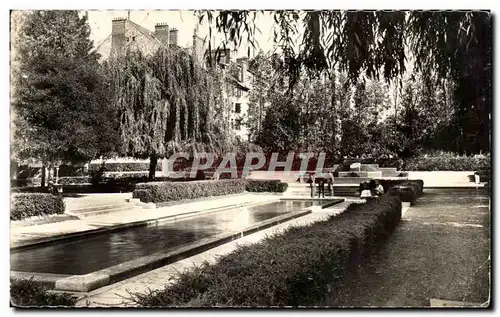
[95,17,255,141]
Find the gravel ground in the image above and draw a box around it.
[324,188,490,308]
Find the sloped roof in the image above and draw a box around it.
[93,19,164,59]
[94,33,112,59]
[127,20,163,47]
[227,75,250,91]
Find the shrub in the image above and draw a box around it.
[388,185,415,203]
[10,186,50,194]
[132,194,402,307]
[219,169,245,180]
[89,162,162,172]
[132,189,153,203]
[404,153,490,172]
[134,180,246,203]
[104,172,150,178]
[387,181,423,203]
[376,179,423,196]
[57,176,91,185]
[10,278,75,307]
[12,177,41,188]
[245,180,288,193]
[11,193,65,221]
[57,164,85,177]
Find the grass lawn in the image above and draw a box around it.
[324,189,490,307]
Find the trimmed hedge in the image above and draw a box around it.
[89,162,163,172]
[404,154,490,172]
[133,189,153,203]
[11,193,65,221]
[387,181,423,203]
[134,180,246,203]
[57,176,92,185]
[11,178,41,188]
[130,194,402,307]
[388,185,415,203]
[245,180,288,193]
[376,179,424,196]
[57,164,85,177]
[10,278,75,307]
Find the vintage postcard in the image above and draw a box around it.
[9,9,491,308]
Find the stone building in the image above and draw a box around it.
[94,17,258,142]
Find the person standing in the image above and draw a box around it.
[327,171,334,196]
[308,173,316,198]
[318,177,325,198]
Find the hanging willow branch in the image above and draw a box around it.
[106,47,232,158]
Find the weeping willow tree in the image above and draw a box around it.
[106,47,233,180]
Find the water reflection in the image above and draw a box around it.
[11,200,325,275]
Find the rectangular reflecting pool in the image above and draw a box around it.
[11,200,334,275]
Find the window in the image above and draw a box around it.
[132,36,136,41]
[231,119,234,129]
[235,119,242,131]
[236,89,242,98]
[234,103,241,114]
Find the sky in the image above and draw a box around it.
[85,10,280,58]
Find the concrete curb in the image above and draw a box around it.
[10,198,278,251]
[15,209,313,293]
[10,271,70,289]
[279,198,345,211]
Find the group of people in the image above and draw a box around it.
[306,172,385,199]
[307,172,334,198]
[359,179,385,199]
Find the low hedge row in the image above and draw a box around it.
[57,176,92,185]
[11,178,41,188]
[387,181,422,203]
[131,194,402,307]
[376,179,424,196]
[10,278,75,307]
[404,154,490,172]
[89,162,163,172]
[134,180,246,203]
[245,180,288,193]
[10,193,65,221]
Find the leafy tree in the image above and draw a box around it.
[247,51,277,142]
[255,93,301,154]
[197,10,491,154]
[11,10,120,186]
[386,71,455,158]
[106,47,232,180]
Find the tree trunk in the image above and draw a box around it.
[148,154,158,181]
[40,163,46,188]
[330,71,337,160]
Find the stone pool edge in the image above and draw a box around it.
[10,198,278,252]
[11,207,322,293]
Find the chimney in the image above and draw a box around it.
[236,57,249,84]
[154,23,170,46]
[111,17,127,56]
[169,28,178,46]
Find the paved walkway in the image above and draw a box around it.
[325,188,490,307]
[75,201,354,307]
[63,193,133,212]
[10,194,278,247]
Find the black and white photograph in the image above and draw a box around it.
[7,6,492,309]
